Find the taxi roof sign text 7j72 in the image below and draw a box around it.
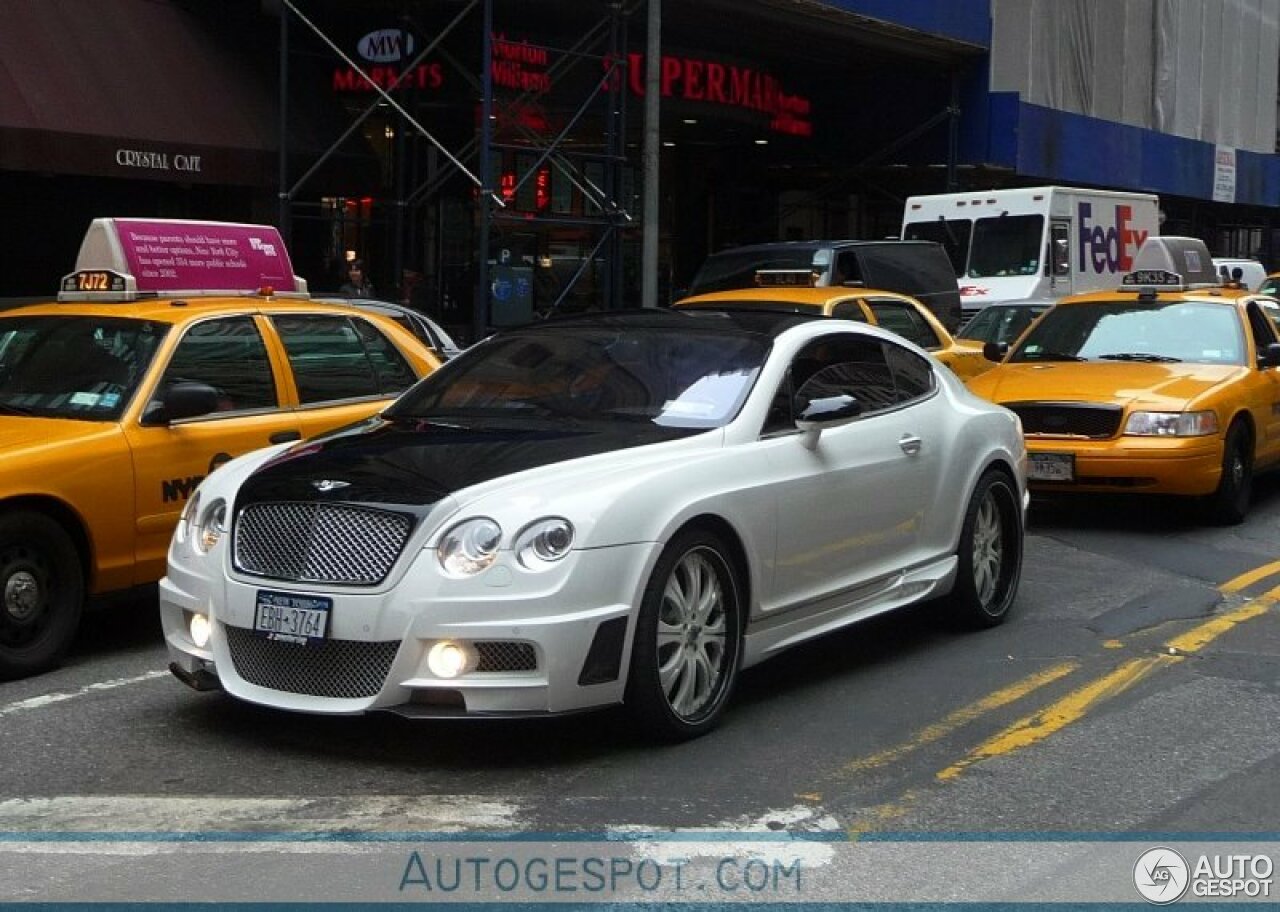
[58,218,309,302]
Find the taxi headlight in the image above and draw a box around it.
[513,518,574,571]
[437,518,502,577]
[193,499,228,554]
[1124,410,1219,437]
[176,492,201,545]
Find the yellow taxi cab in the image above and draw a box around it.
[0,218,441,679]
[673,273,992,380]
[966,237,1280,524]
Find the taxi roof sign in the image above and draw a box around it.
[58,218,309,302]
[1121,236,1219,290]
[755,268,819,287]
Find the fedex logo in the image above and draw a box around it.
[1079,202,1149,274]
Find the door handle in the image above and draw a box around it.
[899,434,922,456]
[269,430,301,444]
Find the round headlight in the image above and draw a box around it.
[437,518,502,577]
[194,499,227,554]
[514,518,574,571]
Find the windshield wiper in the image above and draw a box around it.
[1021,350,1085,362]
[1097,352,1183,363]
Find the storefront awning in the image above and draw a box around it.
[0,0,281,186]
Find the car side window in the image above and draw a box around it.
[147,316,276,419]
[867,299,941,349]
[794,333,897,413]
[831,300,869,322]
[883,340,937,401]
[1245,301,1279,358]
[272,314,384,404]
[833,252,863,287]
[351,318,418,393]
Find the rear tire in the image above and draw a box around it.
[1205,421,1252,526]
[625,529,743,742]
[0,512,84,680]
[951,471,1022,628]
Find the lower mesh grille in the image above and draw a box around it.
[223,624,399,699]
[474,641,537,672]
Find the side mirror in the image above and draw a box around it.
[163,381,221,423]
[795,393,862,431]
[1259,342,1280,369]
[983,341,1010,363]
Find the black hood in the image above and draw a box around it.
[236,416,692,511]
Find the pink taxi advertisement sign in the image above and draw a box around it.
[112,219,297,293]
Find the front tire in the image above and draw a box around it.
[625,529,743,742]
[0,512,85,680]
[951,470,1022,628]
[1205,421,1252,526]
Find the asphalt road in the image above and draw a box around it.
[1,479,1278,846]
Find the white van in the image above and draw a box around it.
[902,186,1161,318]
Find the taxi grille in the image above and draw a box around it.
[223,624,399,699]
[1005,402,1123,439]
[474,641,538,673]
[234,503,412,585]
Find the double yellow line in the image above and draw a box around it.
[837,559,1280,832]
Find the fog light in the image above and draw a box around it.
[189,613,212,649]
[427,641,472,679]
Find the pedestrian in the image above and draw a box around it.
[339,259,376,298]
[396,265,429,313]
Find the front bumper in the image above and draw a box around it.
[1025,436,1223,495]
[161,541,661,717]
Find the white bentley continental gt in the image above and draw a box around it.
[162,308,1027,740]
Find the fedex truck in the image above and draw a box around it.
[901,186,1160,318]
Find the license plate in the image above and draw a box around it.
[254,591,331,645]
[1027,452,1075,482]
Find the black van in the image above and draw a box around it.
[686,239,963,330]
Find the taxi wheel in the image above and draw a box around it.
[0,512,84,680]
[1206,422,1252,526]
[625,529,743,742]
[951,470,1022,629]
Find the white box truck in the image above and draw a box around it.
[901,186,1160,318]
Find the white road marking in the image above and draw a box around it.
[0,670,170,718]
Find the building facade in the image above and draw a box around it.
[2,0,1277,336]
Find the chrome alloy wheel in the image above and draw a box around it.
[655,547,729,720]
[971,491,1004,608]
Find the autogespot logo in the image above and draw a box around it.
[1134,847,1190,904]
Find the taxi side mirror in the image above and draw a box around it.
[163,382,221,423]
[983,341,1009,363]
[1259,342,1280,369]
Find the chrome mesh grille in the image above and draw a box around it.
[1006,402,1123,439]
[223,624,399,699]
[234,502,412,585]
[474,641,537,673]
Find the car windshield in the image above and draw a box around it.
[1010,300,1245,365]
[958,305,1048,345]
[967,215,1044,278]
[689,248,818,294]
[388,323,769,430]
[903,219,971,277]
[0,315,168,420]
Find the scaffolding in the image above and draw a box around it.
[274,0,649,342]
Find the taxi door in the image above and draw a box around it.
[264,312,427,440]
[1244,301,1280,464]
[123,314,301,584]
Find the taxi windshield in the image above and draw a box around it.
[1010,300,1245,365]
[0,316,169,420]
